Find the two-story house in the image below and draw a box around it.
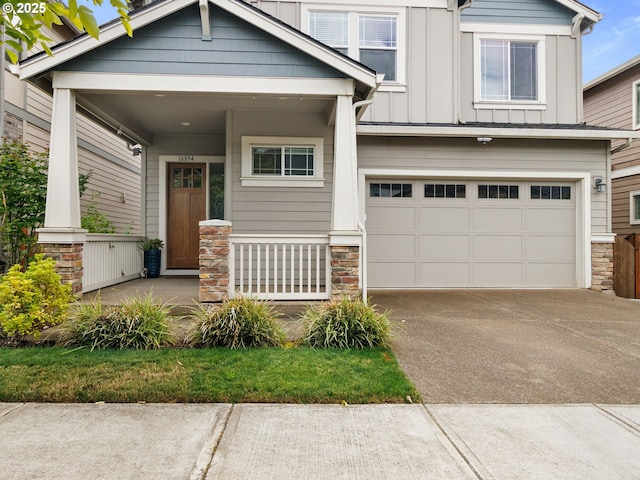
[584,55,640,297]
[13,0,640,298]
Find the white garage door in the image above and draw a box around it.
[366,179,577,288]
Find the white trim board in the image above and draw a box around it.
[461,23,572,36]
[358,167,592,289]
[356,123,640,140]
[612,166,640,180]
[52,72,356,96]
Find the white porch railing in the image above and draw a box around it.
[83,234,145,293]
[229,234,330,300]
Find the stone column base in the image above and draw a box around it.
[199,220,231,303]
[330,245,360,300]
[591,242,614,294]
[40,243,84,296]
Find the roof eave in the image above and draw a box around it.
[584,54,640,91]
[356,124,640,141]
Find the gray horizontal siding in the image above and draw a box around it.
[231,110,333,234]
[58,4,345,79]
[357,136,608,233]
[461,0,574,25]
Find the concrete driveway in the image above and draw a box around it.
[371,290,640,404]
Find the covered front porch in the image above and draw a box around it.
[16,0,380,301]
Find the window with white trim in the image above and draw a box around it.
[474,33,546,109]
[630,190,640,225]
[633,80,640,130]
[306,7,405,88]
[241,137,324,187]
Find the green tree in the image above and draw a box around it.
[0,142,47,271]
[1,0,131,64]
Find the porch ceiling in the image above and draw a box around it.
[78,92,335,140]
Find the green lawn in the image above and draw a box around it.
[0,347,420,404]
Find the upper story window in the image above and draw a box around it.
[633,80,640,130]
[481,40,537,101]
[305,7,405,90]
[473,33,546,110]
[241,136,324,187]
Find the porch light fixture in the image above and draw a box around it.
[594,177,606,193]
[477,137,492,144]
[180,122,191,126]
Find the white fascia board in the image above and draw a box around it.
[356,124,640,141]
[19,0,196,80]
[213,0,377,88]
[52,72,355,96]
[461,23,571,36]
[554,0,601,24]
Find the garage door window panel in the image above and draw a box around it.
[478,185,519,199]
[531,185,571,200]
[424,183,466,198]
[370,183,412,198]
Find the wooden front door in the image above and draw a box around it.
[167,163,206,268]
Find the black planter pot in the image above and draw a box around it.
[144,250,161,278]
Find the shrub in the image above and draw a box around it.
[302,297,392,349]
[0,255,74,339]
[0,141,48,269]
[188,295,284,349]
[60,293,173,350]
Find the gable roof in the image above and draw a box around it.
[17,0,378,89]
[584,54,640,91]
[458,0,600,30]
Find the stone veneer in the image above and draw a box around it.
[41,243,84,295]
[330,245,360,300]
[199,220,231,302]
[591,242,614,294]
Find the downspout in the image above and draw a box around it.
[611,138,633,155]
[457,0,473,125]
[572,13,585,122]
[352,86,380,302]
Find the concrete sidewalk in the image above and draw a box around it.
[2,403,640,479]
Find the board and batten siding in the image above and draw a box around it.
[459,32,580,124]
[230,110,333,234]
[460,0,573,25]
[57,4,345,79]
[360,6,456,124]
[357,136,609,233]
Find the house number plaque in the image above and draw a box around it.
[178,155,195,162]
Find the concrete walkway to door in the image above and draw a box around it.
[372,290,640,404]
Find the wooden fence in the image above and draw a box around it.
[614,234,639,299]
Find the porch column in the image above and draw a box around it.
[330,94,362,299]
[37,88,86,295]
[591,235,615,294]
[199,220,231,302]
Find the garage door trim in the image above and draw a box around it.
[358,168,591,288]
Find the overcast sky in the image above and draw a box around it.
[84,0,640,85]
